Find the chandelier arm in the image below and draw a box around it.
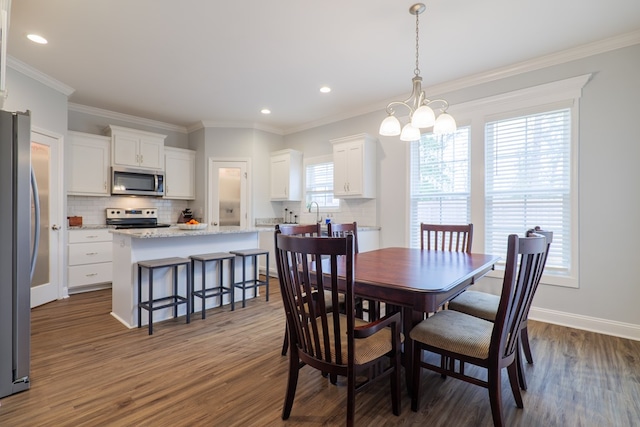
[385,100,413,116]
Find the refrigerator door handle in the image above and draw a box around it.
[30,168,40,282]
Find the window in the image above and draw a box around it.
[408,75,589,287]
[305,157,339,209]
[409,128,470,248]
[485,108,571,276]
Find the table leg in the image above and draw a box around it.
[402,307,423,395]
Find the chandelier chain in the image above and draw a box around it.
[414,11,420,77]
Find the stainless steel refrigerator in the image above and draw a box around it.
[0,110,36,398]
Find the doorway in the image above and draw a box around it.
[30,129,63,308]
[208,159,250,228]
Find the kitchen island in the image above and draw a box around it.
[110,226,264,329]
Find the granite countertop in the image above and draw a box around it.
[109,225,263,238]
[68,224,112,230]
[255,224,381,232]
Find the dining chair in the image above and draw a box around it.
[420,223,474,253]
[275,232,402,427]
[327,221,381,321]
[410,233,548,427]
[276,223,326,356]
[447,227,553,390]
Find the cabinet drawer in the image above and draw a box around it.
[69,229,112,243]
[68,242,113,265]
[68,263,112,288]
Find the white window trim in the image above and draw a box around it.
[408,74,591,288]
[302,154,340,213]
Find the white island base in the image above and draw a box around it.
[110,227,264,329]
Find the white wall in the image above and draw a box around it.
[283,44,640,339]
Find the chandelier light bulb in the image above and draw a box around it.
[400,123,421,141]
[411,105,436,128]
[433,112,457,135]
[379,115,402,136]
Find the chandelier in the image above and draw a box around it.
[379,3,457,141]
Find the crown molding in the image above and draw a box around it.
[68,102,188,134]
[197,120,284,135]
[7,55,75,96]
[285,30,640,135]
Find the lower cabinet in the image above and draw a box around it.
[68,229,113,292]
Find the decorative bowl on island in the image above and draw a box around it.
[177,223,207,230]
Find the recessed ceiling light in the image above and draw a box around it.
[261,108,271,115]
[27,34,48,44]
[320,86,331,93]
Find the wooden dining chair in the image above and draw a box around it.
[276,223,325,356]
[327,221,381,321]
[447,227,553,390]
[275,232,402,427]
[410,233,548,427]
[420,223,473,253]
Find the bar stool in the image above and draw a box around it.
[229,248,269,308]
[137,257,191,335]
[190,252,235,318]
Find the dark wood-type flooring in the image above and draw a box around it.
[1,278,639,426]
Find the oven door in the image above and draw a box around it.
[111,167,164,196]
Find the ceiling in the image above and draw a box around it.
[8,1,640,133]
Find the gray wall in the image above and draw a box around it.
[283,44,640,331]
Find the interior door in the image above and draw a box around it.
[30,129,62,307]
[208,160,248,228]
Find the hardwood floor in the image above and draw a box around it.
[1,279,639,426]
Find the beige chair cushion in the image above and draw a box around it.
[315,314,403,365]
[448,290,499,321]
[409,310,493,359]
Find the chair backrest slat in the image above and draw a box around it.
[328,222,359,253]
[420,223,473,253]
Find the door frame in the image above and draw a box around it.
[30,127,65,307]
[207,157,251,227]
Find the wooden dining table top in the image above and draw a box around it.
[336,247,501,313]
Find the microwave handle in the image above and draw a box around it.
[155,174,159,192]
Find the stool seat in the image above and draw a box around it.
[230,248,269,308]
[138,257,191,335]
[190,252,235,318]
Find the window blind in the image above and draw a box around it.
[305,161,339,208]
[409,128,470,248]
[485,108,571,273]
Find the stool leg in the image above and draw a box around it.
[218,259,223,308]
[265,253,269,302]
[148,269,154,335]
[186,263,191,324]
[201,260,207,319]
[242,256,247,308]
[173,265,179,319]
[229,258,235,311]
[138,265,143,329]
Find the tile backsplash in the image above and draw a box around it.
[280,198,377,226]
[67,196,188,225]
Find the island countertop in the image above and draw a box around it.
[110,226,263,239]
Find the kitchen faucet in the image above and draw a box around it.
[308,201,320,223]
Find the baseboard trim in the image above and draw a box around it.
[529,307,640,341]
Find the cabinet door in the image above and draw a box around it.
[164,148,195,199]
[112,134,140,168]
[345,143,363,195]
[67,132,110,196]
[138,137,164,169]
[270,154,290,200]
[332,145,349,196]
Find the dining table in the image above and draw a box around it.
[328,247,501,389]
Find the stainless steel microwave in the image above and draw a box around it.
[111,167,164,196]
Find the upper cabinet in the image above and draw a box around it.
[331,133,377,199]
[67,131,111,196]
[107,125,165,171]
[164,147,195,200]
[270,149,303,201]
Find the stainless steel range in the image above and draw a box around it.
[106,208,171,229]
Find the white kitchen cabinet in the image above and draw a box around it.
[258,229,277,277]
[68,228,113,292]
[270,149,302,201]
[66,131,111,196]
[331,133,377,199]
[107,125,166,170]
[164,147,195,200]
